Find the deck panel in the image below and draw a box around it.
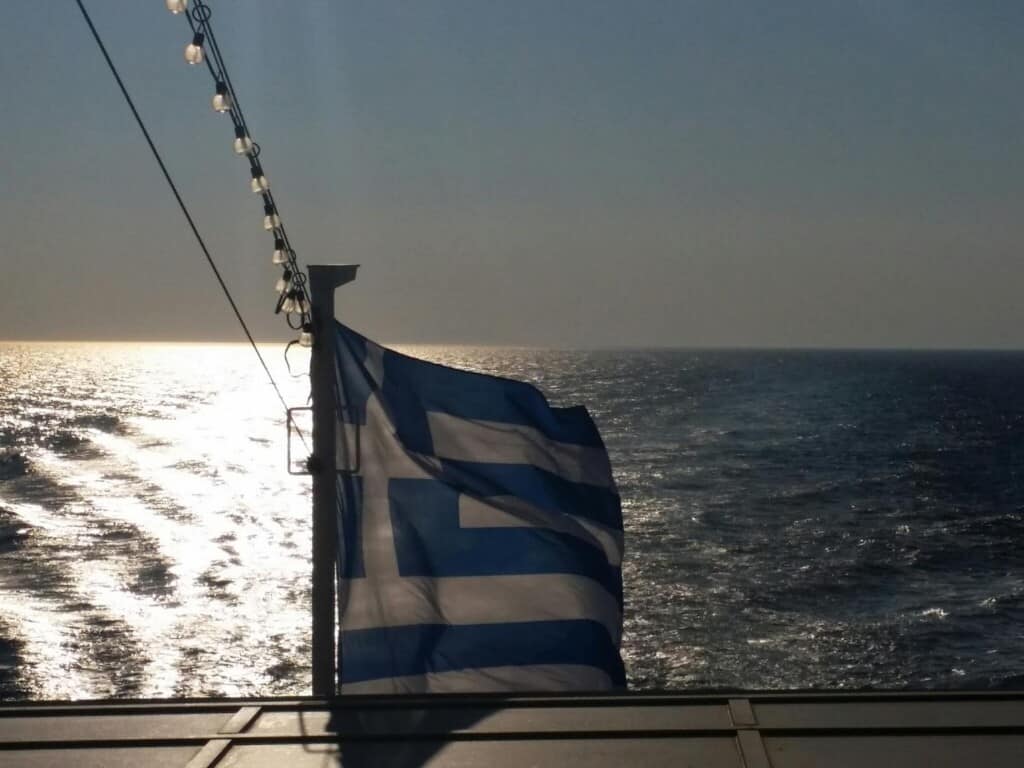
[0,745,201,768]
[251,702,731,737]
[0,712,228,742]
[754,699,1024,729]
[763,734,1024,768]
[1,691,1022,767]
[216,737,742,768]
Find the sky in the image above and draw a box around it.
[2,0,1023,347]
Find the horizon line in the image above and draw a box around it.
[2,338,1024,353]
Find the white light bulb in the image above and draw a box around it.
[282,295,297,313]
[263,203,281,231]
[250,170,270,194]
[212,93,231,112]
[184,34,205,65]
[212,82,232,113]
[299,330,314,348]
[233,137,254,155]
[275,269,292,294]
[184,44,204,65]
[272,239,287,264]
[166,0,188,14]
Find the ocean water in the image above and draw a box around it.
[1,342,1023,700]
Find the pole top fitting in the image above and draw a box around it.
[308,264,359,290]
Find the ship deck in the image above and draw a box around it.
[2,690,1023,767]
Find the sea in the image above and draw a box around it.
[1,342,1023,700]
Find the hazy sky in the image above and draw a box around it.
[3,1,1023,346]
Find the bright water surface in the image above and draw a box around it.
[1,342,1023,699]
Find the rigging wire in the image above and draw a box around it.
[73,0,307,449]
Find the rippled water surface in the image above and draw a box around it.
[2,342,1023,699]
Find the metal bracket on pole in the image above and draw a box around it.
[308,264,358,697]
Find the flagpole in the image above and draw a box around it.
[308,264,359,697]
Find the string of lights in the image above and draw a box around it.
[73,0,308,449]
[167,0,314,347]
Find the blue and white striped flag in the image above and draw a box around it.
[333,322,626,693]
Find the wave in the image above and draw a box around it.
[0,508,28,555]
[0,497,82,539]
[26,449,222,585]
[42,430,100,457]
[0,450,29,480]
[0,629,27,701]
[71,413,124,434]
[0,494,182,697]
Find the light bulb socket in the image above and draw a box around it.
[191,32,204,47]
[263,203,275,216]
[274,237,285,250]
[215,81,228,97]
[234,126,247,140]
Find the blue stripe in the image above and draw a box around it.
[335,323,604,448]
[388,479,622,602]
[438,460,623,530]
[341,619,626,686]
[334,322,372,422]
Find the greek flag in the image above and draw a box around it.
[333,322,626,693]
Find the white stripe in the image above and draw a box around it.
[336,422,359,472]
[340,664,614,694]
[427,412,614,488]
[352,393,436,579]
[458,494,623,567]
[364,340,385,387]
[340,574,622,644]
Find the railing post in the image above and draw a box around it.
[307,264,358,696]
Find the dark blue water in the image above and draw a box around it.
[1,343,1022,698]
[595,349,1024,691]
